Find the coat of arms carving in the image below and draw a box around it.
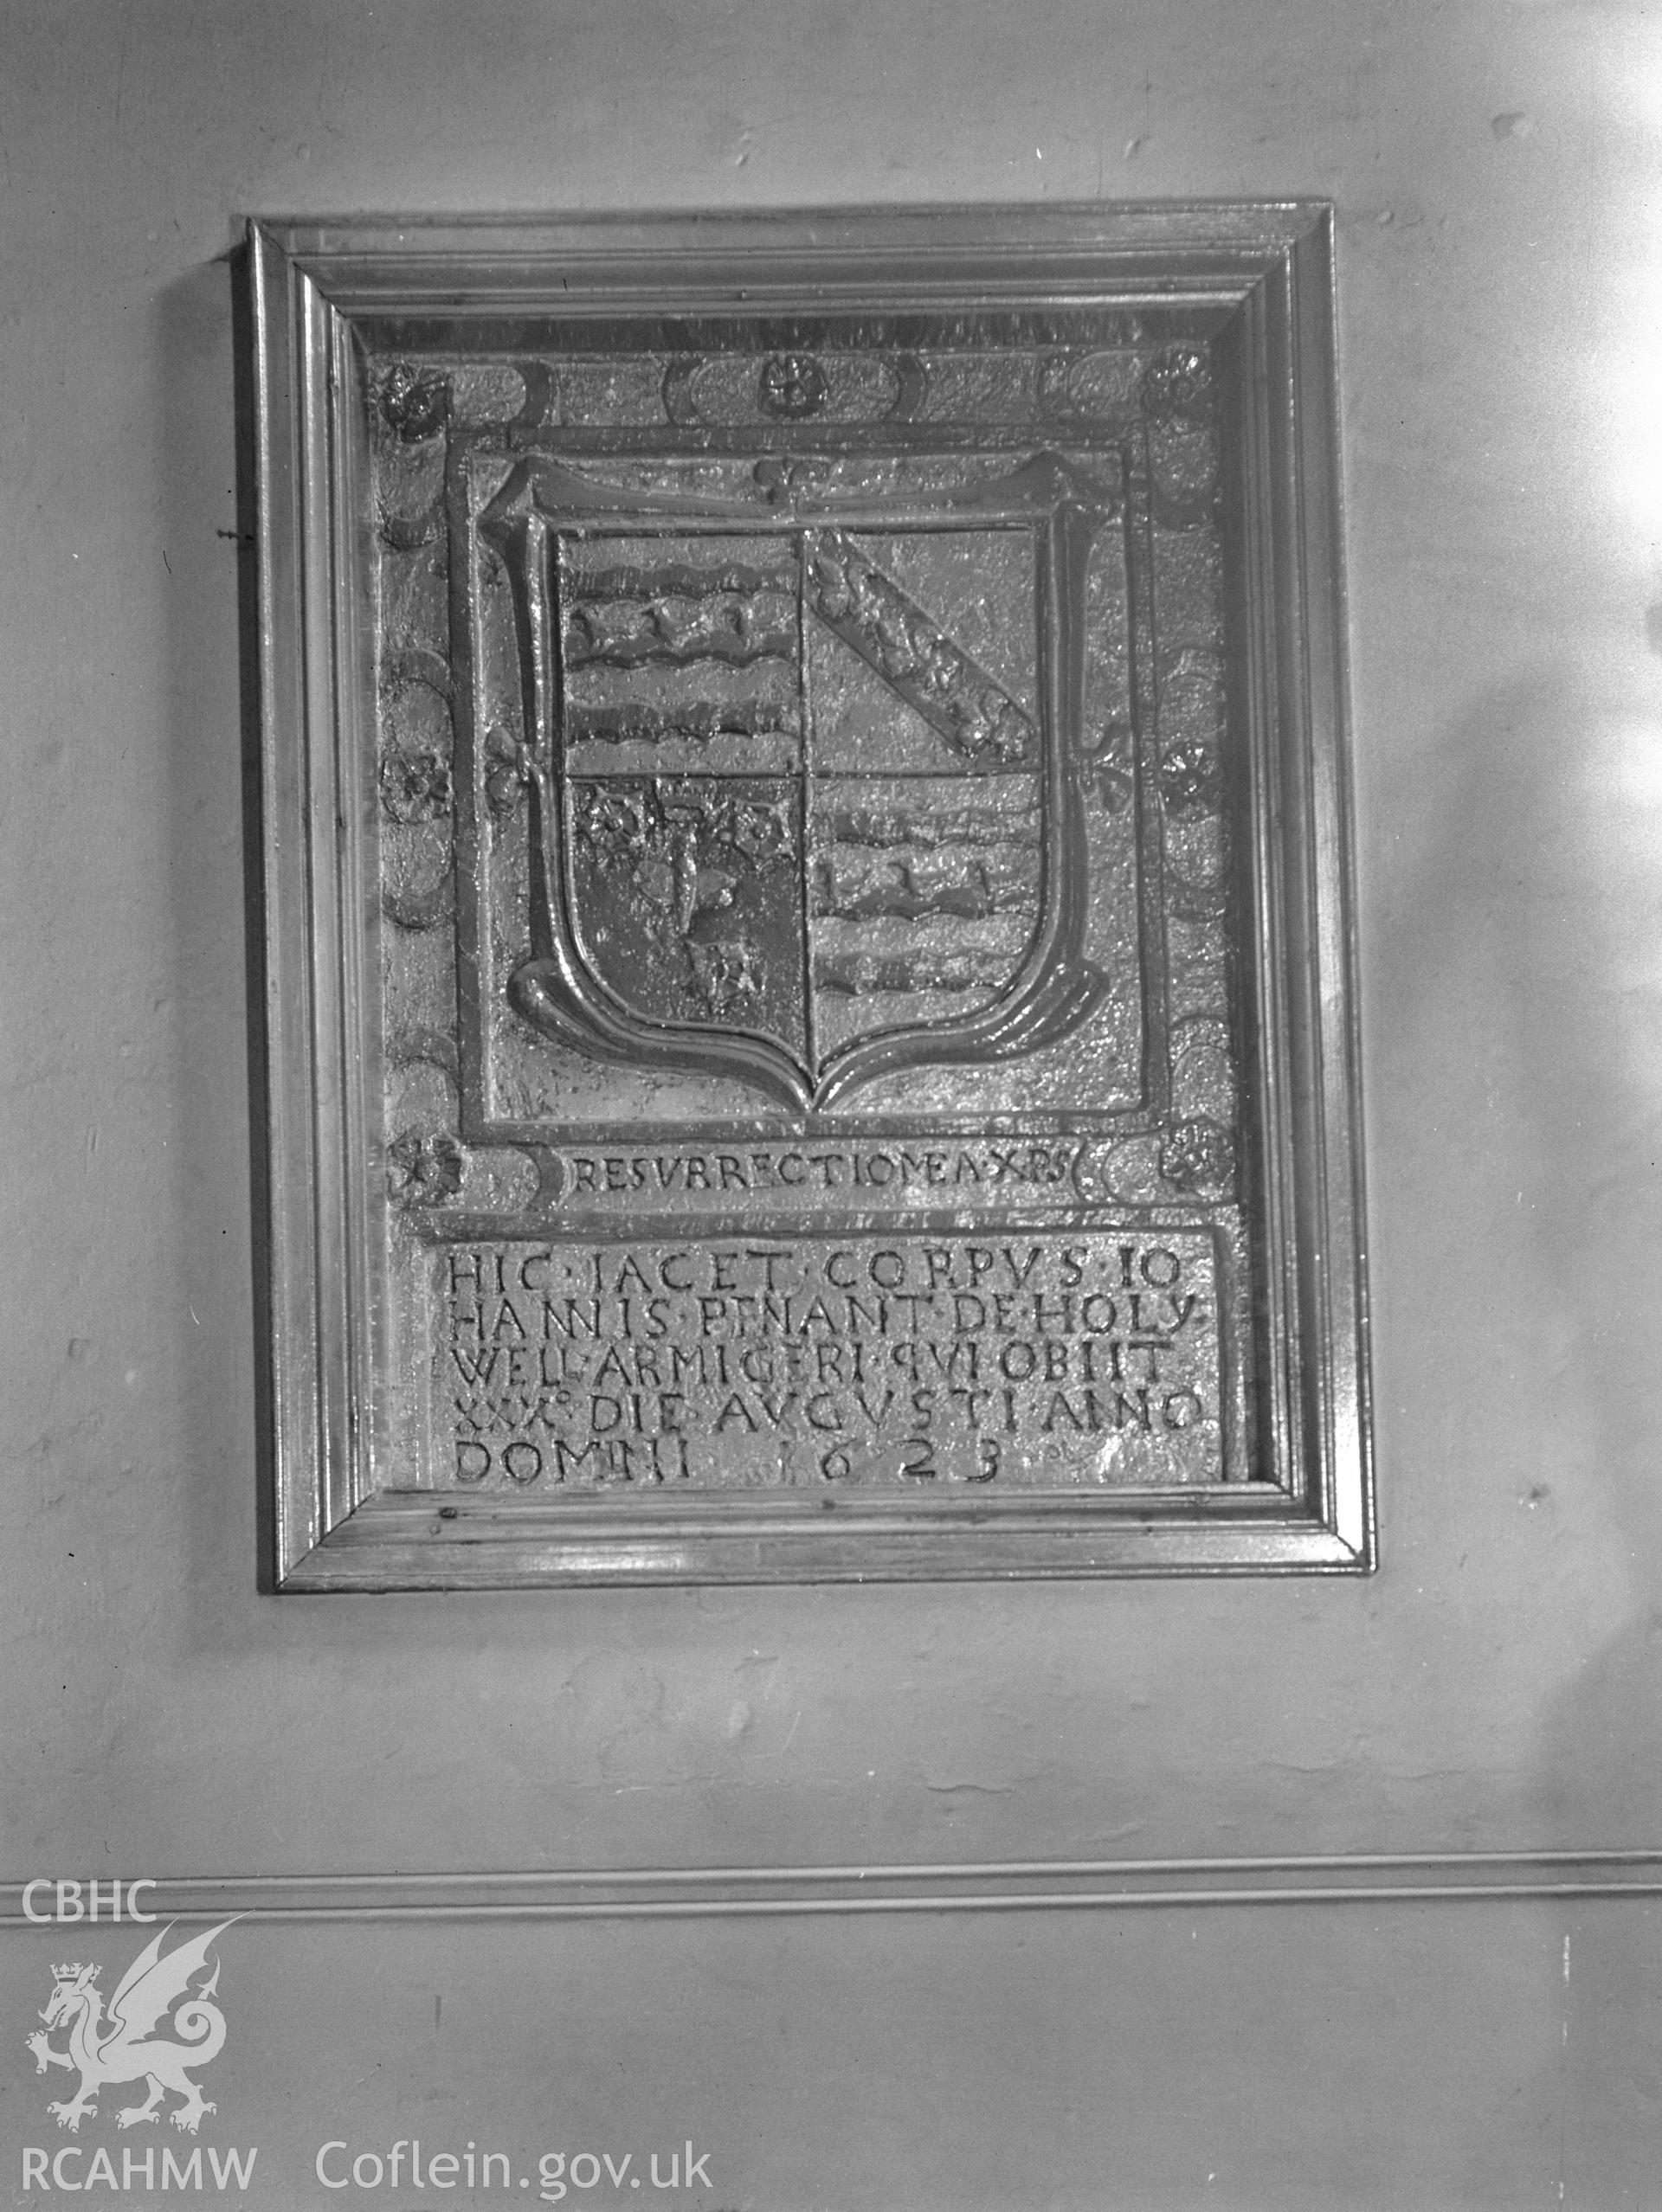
[477,452,1116,1109]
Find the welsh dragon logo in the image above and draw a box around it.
[27,1919,235,2135]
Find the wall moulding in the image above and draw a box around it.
[243,204,1370,1589]
[6,1855,1660,1928]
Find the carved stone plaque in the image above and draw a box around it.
[247,207,1370,1585]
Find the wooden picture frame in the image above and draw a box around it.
[244,204,1371,1588]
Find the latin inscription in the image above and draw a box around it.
[559,1140,1082,1205]
[433,1231,1223,1491]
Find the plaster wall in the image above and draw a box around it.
[3,3,1661,2203]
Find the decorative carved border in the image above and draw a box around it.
[244,205,1370,1588]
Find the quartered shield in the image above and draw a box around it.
[480,454,1118,1110]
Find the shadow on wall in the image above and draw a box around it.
[153,253,269,1633]
[1366,645,1662,1827]
[1504,659,1662,1847]
[1371,662,1662,2202]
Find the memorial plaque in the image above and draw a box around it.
[246,206,1371,1585]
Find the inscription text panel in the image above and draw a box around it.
[435,1231,1230,1492]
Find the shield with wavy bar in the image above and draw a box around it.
[480,453,1117,1110]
